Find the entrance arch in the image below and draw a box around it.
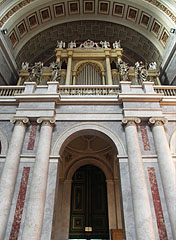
[51,126,124,240]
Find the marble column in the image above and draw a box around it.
[122,118,156,240]
[0,117,29,240]
[149,117,176,239]
[22,118,55,240]
[65,51,73,85]
[105,50,113,85]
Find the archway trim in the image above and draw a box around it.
[51,122,126,156]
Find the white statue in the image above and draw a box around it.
[68,40,76,48]
[113,40,121,49]
[100,40,110,48]
[149,62,157,70]
[22,62,29,70]
[135,61,140,69]
[135,61,148,83]
[57,40,65,48]
[50,62,61,82]
[28,62,43,84]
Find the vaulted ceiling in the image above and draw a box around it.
[0,0,176,68]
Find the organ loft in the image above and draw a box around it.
[0,39,175,240]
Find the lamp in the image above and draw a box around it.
[1,29,8,35]
[170,28,176,34]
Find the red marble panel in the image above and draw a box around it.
[27,124,37,150]
[140,125,151,151]
[9,167,30,240]
[148,167,168,240]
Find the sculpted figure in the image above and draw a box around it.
[28,62,43,84]
[119,60,129,81]
[100,40,110,48]
[50,62,61,82]
[57,40,65,48]
[68,40,76,48]
[149,62,157,70]
[22,62,29,70]
[135,61,148,83]
[113,40,121,49]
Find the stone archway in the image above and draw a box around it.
[51,127,124,240]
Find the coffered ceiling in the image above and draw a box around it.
[0,0,176,67]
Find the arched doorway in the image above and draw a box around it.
[69,165,109,240]
[51,129,124,240]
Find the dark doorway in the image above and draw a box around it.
[69,165,109,240]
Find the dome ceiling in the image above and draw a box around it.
[0,0,176,67]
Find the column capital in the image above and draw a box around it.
[149,117,168,127]
[67,49,74,57]
[122,118,141,127]
[104,49,111,57]
[37,117,55,126]
[10,117,29,126]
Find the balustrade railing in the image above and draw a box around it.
[154,86,176,96]
[59,85,120,96]
[0,85,175,97]
[0,86,25,96]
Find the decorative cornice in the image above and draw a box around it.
[122,118,141,127]
[0,0,36,27]
[0,0,175,27]
[149,117,168,126]
[144,0,176,23]
[10,117,29,125]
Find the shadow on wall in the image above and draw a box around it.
[171,76,176,86]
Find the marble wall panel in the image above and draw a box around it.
[5,162,34,240]
[138,123,156,155]
[148,167,168,240]
[164,121,176,143]
[9,167,30,240]
[56,104,122,113]
[119,162,137,239]
[27,124,37,151]
[41,162,58,240]
[144,162,173,240]
[0,121,14,144]
[0,162,4,178]
[22,123,40,154]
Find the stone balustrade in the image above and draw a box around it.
[0,84,176,97]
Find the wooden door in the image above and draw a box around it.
[69,165,109,239]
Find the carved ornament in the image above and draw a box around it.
[37,117,55,126]
[10,117,29,126]
[149,117,168,127]
[122,118,141,127]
